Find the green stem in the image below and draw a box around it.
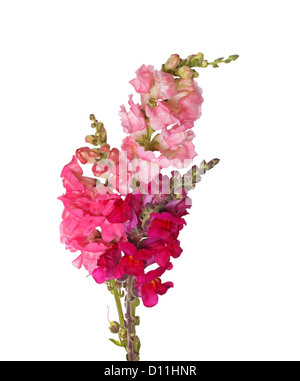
[126,276,135,361]
[110,280,124,328]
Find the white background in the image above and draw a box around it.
[0,0,299,361]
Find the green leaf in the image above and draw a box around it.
[214,57,224,63]
[109,338,123,347]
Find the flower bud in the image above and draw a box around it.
[163,54,180,71]
[134,316,140,326]
[96,122,104,132]
[129,333,135,342]
[189,52,204,67]
[229,54,239,61]
[99,143,110,153]
[176,65,193,79]
[109,321,120,334]
[195,52,204,61]
[85,135,99,146]
[120,328,127,340]
[92,162,110,178]
[76,147,100,164]
[108,148,120,162]
[99,128,107,144]
[200,60,208,68]
[90,114,96,121]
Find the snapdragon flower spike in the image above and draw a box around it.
[59,50,237,361]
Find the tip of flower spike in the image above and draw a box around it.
[208,54,239,68]
[200,158,220,173]
[162,52,238,77]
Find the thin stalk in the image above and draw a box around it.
[126,276,135,361]
[110,280,124,328]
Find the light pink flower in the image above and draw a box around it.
[129,64,154,94]
[130,65,177,107]
[167,81,204,123]
[145,102,179,131]
[119,95,147,134]
[160,126,195,151]
[156,135,197,168]
[144,71,177,102]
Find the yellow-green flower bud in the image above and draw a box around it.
[135,316,140,326]
[176,65,193,79]
[96,122,104,132]
[85,135,99,146]
[120,328,127,340]
[163,54,180,71]
[109,321,120,334]
[200,60,208,68]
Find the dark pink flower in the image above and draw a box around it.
[164,197,192,218]
[92,245,122,284]
[143,238,182,267]
[113,255,145,282]
[123,193,143,233]
[140,279,174,307]
[61,156,97,192]
[148,212,186,241]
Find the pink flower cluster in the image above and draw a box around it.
[59,56,205,307]
[59,154,192,307]
[120,63,204,168]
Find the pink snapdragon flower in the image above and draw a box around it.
[129,65,177,104]
[166,80,203,123]
[59,157,129,273]
[138,265,174,308]
[119,95,147,134]
[129,65,154,94]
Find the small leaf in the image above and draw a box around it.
[214,57,224,63]
[109,338,123,347]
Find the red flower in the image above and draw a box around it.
[148,212,186,241]
[114,256,145,282]
[135,264,174,307]
[113,241,152,282]
[143,238,182,267]
[140,278,174,308]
